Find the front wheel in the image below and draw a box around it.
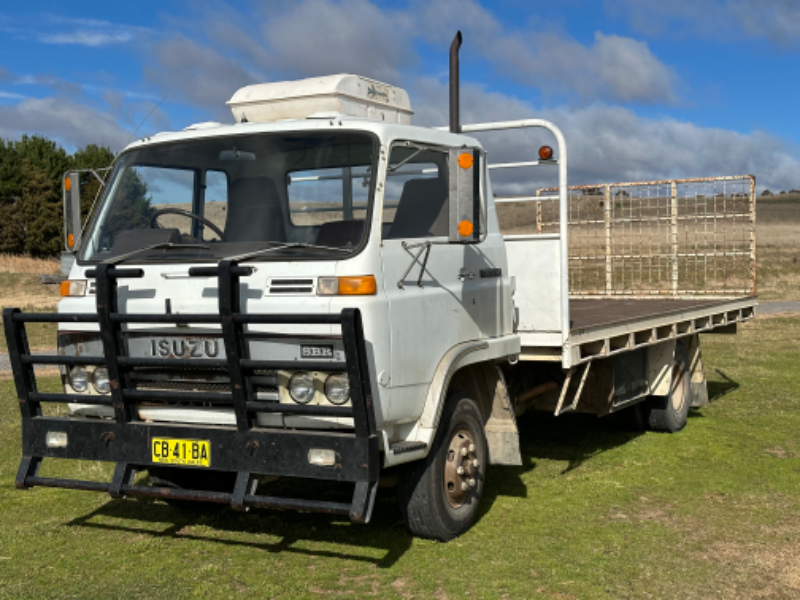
[396,393,488,541]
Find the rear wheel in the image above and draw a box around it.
[396,393,488,541]
[644,341,693,433]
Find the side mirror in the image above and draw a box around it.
[63,171,81,252]
[448,148,480,243]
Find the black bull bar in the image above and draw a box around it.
[2,261,380,522]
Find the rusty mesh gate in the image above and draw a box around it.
[497,175,757,298]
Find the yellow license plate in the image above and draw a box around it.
[151,438,211,467]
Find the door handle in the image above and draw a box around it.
[458,268,475,281]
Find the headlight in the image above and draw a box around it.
[325,373,350,405]
[92,367,111,394]
[288,372,315,404]
[69,366,89,393]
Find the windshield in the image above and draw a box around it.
[79,132,376,262]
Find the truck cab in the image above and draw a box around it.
[15,74,521,540]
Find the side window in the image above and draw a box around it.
[202,170,228,241]
[383,146,449,240]
[287,167,370,227]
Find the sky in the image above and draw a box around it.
[0,0,799,193]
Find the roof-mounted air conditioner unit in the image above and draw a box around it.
[227,74,413,125]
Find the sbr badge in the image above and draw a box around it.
[300,345,334,358]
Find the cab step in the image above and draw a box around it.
[389,441,428,455]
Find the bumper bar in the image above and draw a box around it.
[3,260,380,523]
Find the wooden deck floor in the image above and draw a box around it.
[569,298,749,332]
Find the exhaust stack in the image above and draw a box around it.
[449,31,462,134]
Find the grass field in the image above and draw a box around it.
[0,200,798,597]
[1,315,800,598]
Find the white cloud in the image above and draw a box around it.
[142,34,256,112]
[1,14,151,47]
[0,97,131,150]
[413,80,800,193]
[141,0,678,108]
[0,91,27,100]
[606,0,800,46]
[413,0,679,104]
[37,31,133,46]
[259,0,414,82]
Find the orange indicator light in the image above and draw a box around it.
[458,153,474,169]
[338,276,377,295]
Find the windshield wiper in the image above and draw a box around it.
[223,242,352,263]
[106,242,210,265]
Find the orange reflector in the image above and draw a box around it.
[538,145,553,161]
[60,281,71,296]
[338,276,377,295]
[458,153,474,169]
[64,176,71,192]
[67,233,74,249]
[458,220,474,237]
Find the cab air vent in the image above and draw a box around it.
[267,278,315,295]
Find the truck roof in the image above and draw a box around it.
[123,116,482,156]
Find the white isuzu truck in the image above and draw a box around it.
[4,35,757,540]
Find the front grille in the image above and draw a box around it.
[129,368,279,403]
[133,379,231,393]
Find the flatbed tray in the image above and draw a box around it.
[569,298,740,332]
[518,296,757,366]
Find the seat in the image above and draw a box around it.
[385,178,448,239]
[224,177,286,242]
[316,220,364,247]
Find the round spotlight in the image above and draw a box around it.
[324,373,350,405]
[69,366,89,393]
[288,372,315,404]
[92,367,111,394]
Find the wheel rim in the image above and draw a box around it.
[443,426,479,508]
[671,361,687,412]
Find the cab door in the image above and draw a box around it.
[379,144,481,403]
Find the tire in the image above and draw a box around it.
[646,341,693,433]
[396,393,488,541]
[148,467,237,510]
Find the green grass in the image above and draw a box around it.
[0,308,59,352]
[1,316,800,598]
[0,271,60,351]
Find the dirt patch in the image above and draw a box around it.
[701,540,800,598]
[765,446,791,459]
[607,496,800,598]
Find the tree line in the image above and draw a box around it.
[0,135,115,257]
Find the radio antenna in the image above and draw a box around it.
[115,95,168,158]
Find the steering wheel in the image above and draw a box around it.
[150,208,225,240]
